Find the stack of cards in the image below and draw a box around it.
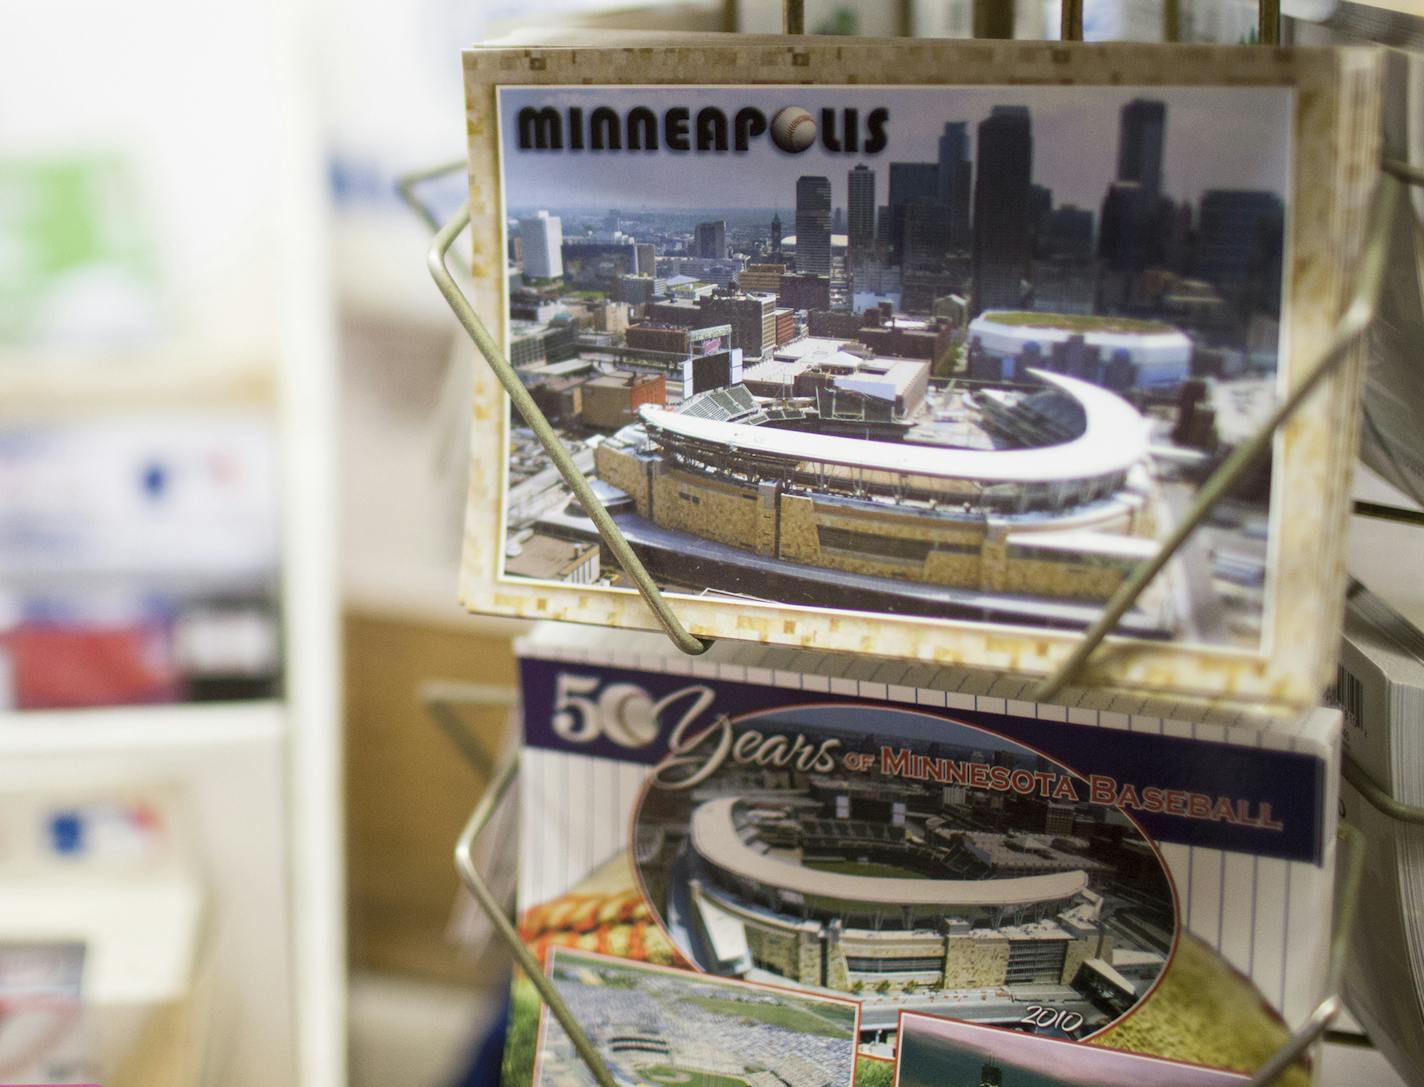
[1336,585,1424,1081]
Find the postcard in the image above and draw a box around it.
[461,36,1380,706]
[895,1013,1247,1087]
[498,625,1340,1084]
[528,947,860,1087]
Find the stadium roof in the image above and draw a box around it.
[639,371,1146,484]
[692,798,1088,909]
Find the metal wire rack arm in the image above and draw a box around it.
[409,163,1411,702]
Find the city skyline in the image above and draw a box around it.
[499,85,1292,214]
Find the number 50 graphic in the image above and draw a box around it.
[550,673,714,749]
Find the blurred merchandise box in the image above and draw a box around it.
[0,785,211,1087]
[0,415,276,580]
[0,940,92,1083]
[0,155,163,352]
[0,414,281,708]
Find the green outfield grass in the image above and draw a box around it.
[683,994,856,1037]
[636,1064,750,1087]
[984,310,1173,334]
[856,1055,896,1087]
[502,975,540,1087]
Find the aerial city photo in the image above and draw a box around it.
[631,705,1177,1057]
[895,1012,1247,1087]
[532,948,860,1087]
[496,84,1291,648]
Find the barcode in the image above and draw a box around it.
[1325,665,1363,732]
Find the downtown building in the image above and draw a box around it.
[1195,189,1286,311]
[738,263,786,295]
[694,219,727,259]
[698,291,780,360]
[626,321,734,357]
[1098,98,1169,306]
[518,210,564,279]
[847,164,877,264]
[938,121,973,249]
[1118,98,1166,206]
[780,273,832,312]
[887,161,941,268]
[972,107,1033,314]
[795,175,833,277]
[562,237,641,291]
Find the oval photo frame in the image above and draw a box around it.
[630,703,1179,1054]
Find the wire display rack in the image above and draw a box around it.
[404,2,1424,1082]
[427,684,1370,1087]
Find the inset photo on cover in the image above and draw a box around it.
[532,946,860,1087]
[894,1011,1246,1086]
[631,704,1178,1057]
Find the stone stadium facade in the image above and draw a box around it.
[593,373,1162,606]
[686,797,1113,997]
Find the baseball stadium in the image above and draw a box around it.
[685,794,1113,998]
[592,370,1166,610]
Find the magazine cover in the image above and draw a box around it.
[460,35,1380,708]
[0,941,91,1083]
[501,626,1340,1087]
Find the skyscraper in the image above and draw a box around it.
[937,122,968,203]
[795,175,832,277]
[882,163,939,270]
[972,106,1032,314]
[847,164,876,260]
[1196,189,1285,310]
[1117,98,1167,207]
[1043,205,1094,260]
[901,202,950,270]
[937,122,973,247]
[1099,181,1150,271]
[519,210,564,279]
[1102,98,1168,291]
[770,212,783,256]
[1029,183,1053,256]
[694,219,726,259]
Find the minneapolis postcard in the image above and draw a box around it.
[493,82,1292,652]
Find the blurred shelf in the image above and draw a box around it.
[1320,1039,1409,1087]
[1345,0,1424,14]
[343,557,530,635]
[0,350,276,418]
[1349,464,1424,629]
[0,699,285,756]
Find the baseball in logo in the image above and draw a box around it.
[770,106,817,153]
